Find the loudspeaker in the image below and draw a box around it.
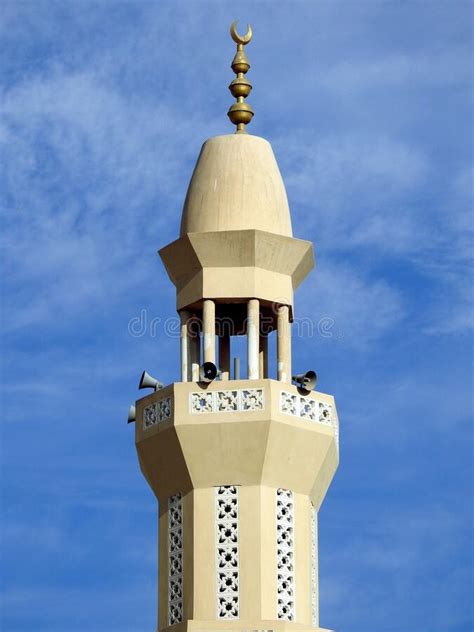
[199,361,218,383]
[138,370,164,391]
[292,370,317,392]
[127,404,136,424]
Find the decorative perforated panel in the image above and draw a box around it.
[168,493,183,626]
[280,391,339,450]
[143,397,172,430]
[191,389,264,414]
[216,486,240,619]
[276,488,295,621]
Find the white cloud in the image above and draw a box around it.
[275,130,472,336]
[298,260,404,349]
[0,65,211,332]
[318,48,470,94]
[275,131,429,252]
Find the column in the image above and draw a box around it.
[259,333,268,379]
[233,356,241,380]
[277,304,291,383]
[189,314,201,382]
[219,333,231,380]
[202,299,216,365]
[247,299,259,380]
[179,310,190,382]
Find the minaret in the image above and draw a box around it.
[132,22,339,632]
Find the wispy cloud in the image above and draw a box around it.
[297,259,404,349]
[0,65,206,333]
[318,48,471,94]
[276,129,472,336]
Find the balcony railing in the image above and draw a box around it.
[139,380,339,452]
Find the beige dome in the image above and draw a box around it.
[180,134,293,237]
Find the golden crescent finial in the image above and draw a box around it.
[230,20,253,45]
[227,21,254,133]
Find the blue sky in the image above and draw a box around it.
[0,1,472,631]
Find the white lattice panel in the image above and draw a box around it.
[168,493,183,626]
[143,396,172,430]
[280,391,339,450]
[276,488,295,621]
[191,389,264,414]
[216,486,240,619]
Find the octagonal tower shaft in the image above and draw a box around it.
[134,24,339,632]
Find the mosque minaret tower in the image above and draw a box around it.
[130,22,339,632]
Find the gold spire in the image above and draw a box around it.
[227,21,254,133]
